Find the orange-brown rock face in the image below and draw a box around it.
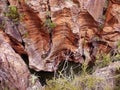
[111,0,120,4]
[4,0,120,72]
[17,1,51,71]
[103,1,120,47]
[86,0,106,22]
[7,0,18,5]
[0,30,26,55]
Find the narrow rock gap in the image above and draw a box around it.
[21,54,29,66]
[29,69,54,86]
[20,53,54,86]
[45,0,53,57]
[33,61,82,86]
[6,0,10,5]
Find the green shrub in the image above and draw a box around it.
[45,72,103,90]
[44,18,56,29]
[95,53,112,68]
[4,6,19,22]
[45,61,103,90]
[29,73,39,85]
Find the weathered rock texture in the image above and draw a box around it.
[0,0,120,89]
[0,30,43,90]
[2,0,119,72]
[93,61,120,90]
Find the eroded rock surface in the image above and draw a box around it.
[0,30,43,90]
[93,61,120,90]
[1,0,119,72]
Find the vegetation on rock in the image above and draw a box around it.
[0,0,120,90]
